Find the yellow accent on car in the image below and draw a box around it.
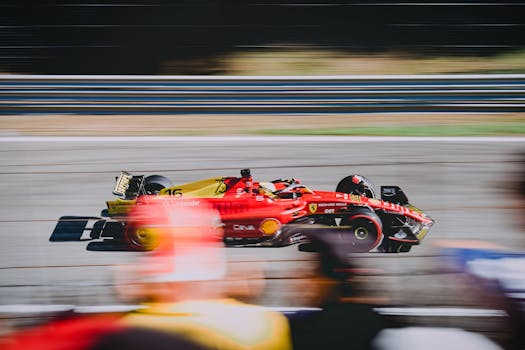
[259,218,281,236]
[160,177,228,198]
[416,225,432,241]
[406,204,423,214]
[106,198,136,215]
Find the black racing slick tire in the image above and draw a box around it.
[339,210,383,253]
[336,175,376,198]
[144,175,172,195]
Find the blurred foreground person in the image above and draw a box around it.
[289,230,394,350]
[290,230,504,350]
[115,196,292,350]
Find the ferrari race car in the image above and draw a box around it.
[51,169,433,253]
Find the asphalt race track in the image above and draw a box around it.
[0,136,524,342]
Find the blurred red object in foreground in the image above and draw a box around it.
[0,315,122,350]
[130,196,225,280]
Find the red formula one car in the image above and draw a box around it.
[108,169,434,252]
[51,169,433,253]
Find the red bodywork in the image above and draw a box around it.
[128,174,433,250]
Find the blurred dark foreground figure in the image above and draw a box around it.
[293,227,505,350]
[290,229,395,350]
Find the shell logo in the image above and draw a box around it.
[259,218,281,236]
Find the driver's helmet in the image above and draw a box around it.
[259,181,277,193]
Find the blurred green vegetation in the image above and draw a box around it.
[218,49,525,75]
[259,123,525,136]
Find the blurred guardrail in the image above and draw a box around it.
[1,74,524,114]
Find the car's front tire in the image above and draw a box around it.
[339,210,383,253]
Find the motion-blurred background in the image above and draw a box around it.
[2,0,525,75]
[2,0,524,136]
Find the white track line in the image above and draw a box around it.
[0,136,524,143]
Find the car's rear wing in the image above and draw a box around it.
[113,171,146,199]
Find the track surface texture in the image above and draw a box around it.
[0,136,524,345]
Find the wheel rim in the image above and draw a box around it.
[128,226,158,250]
[341,216,380,252]
[136,228,149,242]
[354,226,369,240]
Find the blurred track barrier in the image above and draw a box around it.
[1,74,525,114]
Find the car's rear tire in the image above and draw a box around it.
[124,223,159,251]
[336,175,376,198]
[144,175,172,195]
[339,210,383,253]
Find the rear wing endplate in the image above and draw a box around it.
[113,171,132,197]
[113,171,145,199]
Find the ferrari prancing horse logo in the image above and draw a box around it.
[308,203,318,213]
